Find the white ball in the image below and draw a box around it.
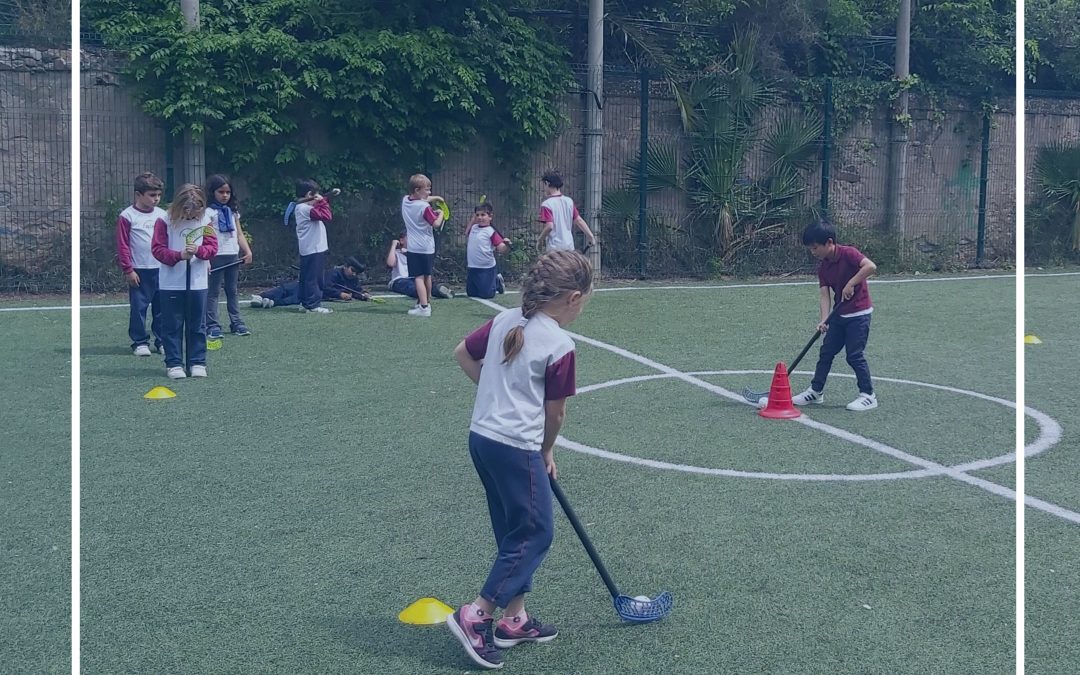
[757,396,768,408]
[633,595,651,602]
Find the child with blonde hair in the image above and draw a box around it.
[447,250,593,670]
[151,184,218,379]
[400,173,445,316]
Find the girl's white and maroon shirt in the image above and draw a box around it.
[464,307,576,452]
[152,212,218,291]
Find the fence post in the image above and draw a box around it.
[976,110,990,266]
[820,77,833,218]
[638,68,649,279]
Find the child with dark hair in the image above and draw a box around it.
[116,172,166,356]
[250,257,369,308]
[466,202,511,299]
[204,174,253,338]
[286,179,334,314]
[538,171,595,253]
[793,219,879,411]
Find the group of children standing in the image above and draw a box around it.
[117,167,882,670]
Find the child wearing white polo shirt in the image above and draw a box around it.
[151,183,218,379]
[400,173,445,316]
[466,202,511,299]
[447,249,593,670]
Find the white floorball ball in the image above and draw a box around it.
[633,595,651,602]
[757,396,768,408]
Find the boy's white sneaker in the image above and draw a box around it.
[133,344,152,357]
[846,393,878,411]
[190,365,207,378]
[791,388,823,406]
[408,305,432,317]
[166,367,186,379]
[301,306,332,314]
[250,294,263,307]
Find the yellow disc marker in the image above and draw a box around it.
[398,597,454,625]
[144,386,176,400]
[1024,335,1043,345]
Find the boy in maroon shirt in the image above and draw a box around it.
[792,220,879,411]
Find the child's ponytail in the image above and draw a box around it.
[502,250,592,364]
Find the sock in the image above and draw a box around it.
[421,304,429,309]
[498,609,527,628]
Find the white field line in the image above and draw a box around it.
[4,271,1020,313]
[469,297,1080,525]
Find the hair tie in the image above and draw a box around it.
[517,316,529,328]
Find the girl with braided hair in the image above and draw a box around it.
[446,249,593,670]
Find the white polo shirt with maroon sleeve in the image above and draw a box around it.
[464,308,576,452]
[539,194,578,251]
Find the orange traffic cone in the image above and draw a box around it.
[758,362,801,419]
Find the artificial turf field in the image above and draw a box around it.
[75,272,1031,674]
[1022,272,1080,675]
[0,305,71,674]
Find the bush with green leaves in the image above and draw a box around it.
[85,0,573,211]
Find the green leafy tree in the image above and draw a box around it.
[84,0,573,208]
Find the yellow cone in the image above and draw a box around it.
[398,597,454,625]
[144,386,176,400]
[1024,335,1043,344]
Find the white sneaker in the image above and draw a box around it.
[250,294,264,308]
[407,305,432,317]
[846,393,878,411]
[300,306,333,314]
[190,365,207,378]
[133,344,152,357]
[263,298,274,308]
[167,367,186,379]
[792,388,823,405]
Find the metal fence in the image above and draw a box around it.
[71,58,1018,292]
[427,68,1015,284]
[0,50,71,292]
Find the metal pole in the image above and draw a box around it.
[180,0,205,186]
[885,0,911,235]
[976,111,990,266]
[584,0,603,273]
[820,77,832,218]
[638,69,649,279]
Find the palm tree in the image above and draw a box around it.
[1034,143,1080,251]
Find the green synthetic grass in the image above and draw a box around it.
[0,307,71,674]
[79,276,1018,674]
[1023,272,1080,675]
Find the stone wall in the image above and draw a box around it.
[0,46,71,286]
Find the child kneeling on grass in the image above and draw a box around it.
[447,249,593,670]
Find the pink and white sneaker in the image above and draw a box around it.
[446,604,504,670]
[493,613,559,648]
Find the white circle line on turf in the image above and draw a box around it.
[469,296,1080,525]
[573,370,1059,479]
